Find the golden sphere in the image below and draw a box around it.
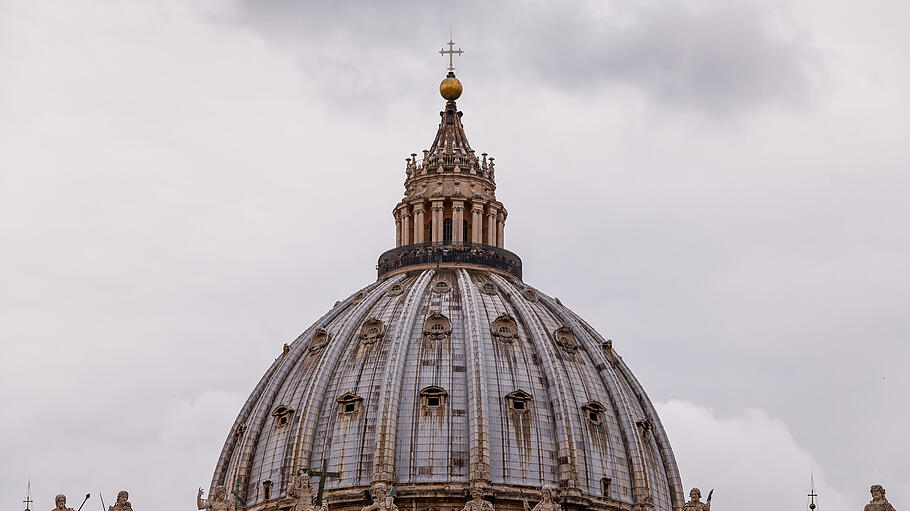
[440,75,463,100]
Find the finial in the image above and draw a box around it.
[439,37,464,100]
[439,37,463,73]
[807,471,818,510]
[23,478,33,511]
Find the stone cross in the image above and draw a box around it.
[302,459,340,506]
[439,39,463,72]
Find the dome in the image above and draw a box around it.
[209,45,684,511]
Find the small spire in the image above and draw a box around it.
[23,478,33,511]
[807,471,818,510]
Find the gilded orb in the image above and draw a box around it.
[440,73,463,100]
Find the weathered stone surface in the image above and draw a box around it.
[108,490,132,511]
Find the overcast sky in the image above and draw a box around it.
[1,1,908,510]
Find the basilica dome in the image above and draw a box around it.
[209,64,685,511]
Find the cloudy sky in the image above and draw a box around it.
[1,1,908,509]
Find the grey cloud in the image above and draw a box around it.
[223,0,820,115]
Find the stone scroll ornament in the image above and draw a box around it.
[522,485,559,511]
[197,486,243,511]
[683,488,713,511]
[462,488,494,511]
[865,485,897,511]
[361,482,398,511]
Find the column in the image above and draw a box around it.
[471,202,485,244]
[431,199,444,243]
[402,211,411,245]
[452,200,465,244]
[413,203,425,244]
[394,210,402,247]
[497,211,505,248]
[486,205,498,246]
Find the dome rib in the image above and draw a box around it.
[566,308,686,511]
[290,276,406,495]
[539,294,654,507]
[490,274,583,492]
[371,269,437,483]
[216,277,390,502]
[456,268,493,485]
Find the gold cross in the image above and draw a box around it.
[439,39,463,72]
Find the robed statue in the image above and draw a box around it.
[198,486,242,511]
[522,485,559,511]
[462,488,494,511]
[51,495,75,511]
[683,488,712,511]
[288,471,328,511]
[108,491,133,511]
[361,482,398,511]
[865,485,897,511]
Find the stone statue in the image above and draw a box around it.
[683,488,711,511]
[108,491,132,511]
[51,495,75,511]
[361,482,398,511]
[865,485,897,511]
[462,488,494,511]
[197,486,242,511]
[288,471,327,511]
[522,485,559,511]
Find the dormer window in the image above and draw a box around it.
[420,386,447,409]
[491,314,519,344]
[272,405,294,427]
[388,283,404,296]
[309,328,330,352]
[582,401,607,425]
[480,281,497,295]
[433,280,451,293]
[337,393,363,415]
[423,312,452,342]
[359,318,384,345]
[506,390,532,414]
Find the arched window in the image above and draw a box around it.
[463,220,468,244]
[359,318,384,345]
[423,312,452,342]
[272,405,294,427]
[491,314,519,343]
[443,218,453,244]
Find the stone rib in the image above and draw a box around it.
[458,268,492,485]
[371,269,435,483]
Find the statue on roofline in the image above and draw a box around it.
[463,488,494,511]
[683,488,712,511]
[865,485,897,511]
[198,486,242,511]
[522,485,559,511]
[361,482,397,511]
